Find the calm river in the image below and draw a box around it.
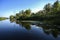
[0,19,60,40]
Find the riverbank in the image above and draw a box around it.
[0,17,8,21]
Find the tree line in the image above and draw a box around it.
[10,0,60,25]
[0,17,7,21]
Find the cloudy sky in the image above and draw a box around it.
[0,0,58,17]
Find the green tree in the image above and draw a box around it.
[53,0,60,13]
[25,9,31,17]
[10,15,14,19]
[10,15,15,22]
[16,13,20,19]
[44,3,52,13]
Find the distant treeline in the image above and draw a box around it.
[10,0,60,25]
[0,17,8,21]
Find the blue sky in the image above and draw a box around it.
[0,0,58,17]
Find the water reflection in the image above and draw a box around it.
[10,19,60,38]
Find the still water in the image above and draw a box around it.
[0,19,60,40]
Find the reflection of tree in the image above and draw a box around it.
[10,19,15,23]
[20,22,31,30]
[35,24,60,38]
[10,15,16,23]
[14,20,31,30]
[10,19,60,38]
[41,25,60,38]
[51,29,58,38]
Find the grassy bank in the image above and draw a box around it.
[0,17,7,21]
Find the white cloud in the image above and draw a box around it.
[31,7,43,13]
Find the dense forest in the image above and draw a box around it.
[10,0,60,25]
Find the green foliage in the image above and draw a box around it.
[10,15,15,19]
[25,9,31,15]
[52,0,60,15]
[10,0,60,25]
[44,3,52,12]
[0,17,7,21]
[24,9,31,17]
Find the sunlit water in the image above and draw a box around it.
[0,19,60,40]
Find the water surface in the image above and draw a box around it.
[0,19,60,40]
